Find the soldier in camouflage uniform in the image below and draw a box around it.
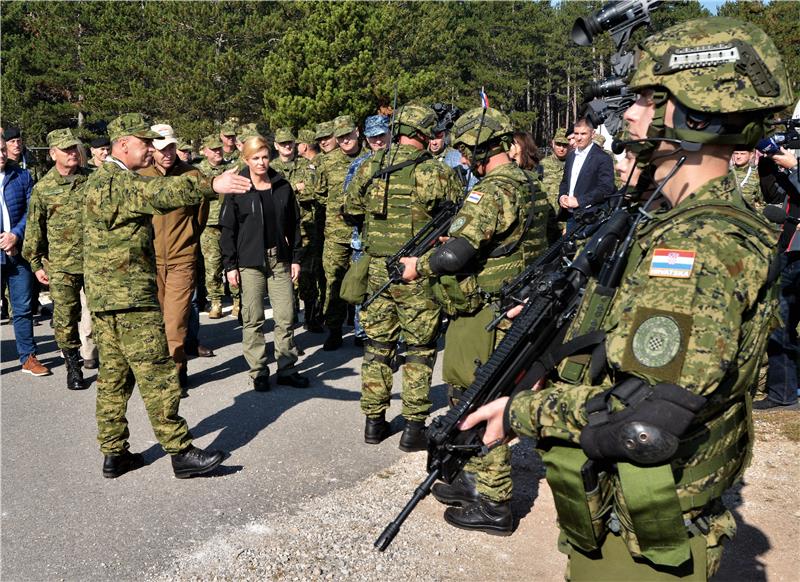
[456,18,792,580]
[539,127,570,218]
[314,115,365,350]
[82,113,250,479]
[271,127,322,329]
[196,134,237,318]
[220,120,239,164]
[23,128,96,390]
[345,104,461,450]
[731,148,763,211]
[400,107,551,534]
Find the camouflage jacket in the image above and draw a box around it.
[83,158,215,312]
[314,146,364,244]
[195,158,230,226]
[418,162,531,294]
[22,166,91,274]
[509,174,778,558]
[344,143,461,258]
[271,156,314,204]
[539,153,566,217]
[732,164,762,211]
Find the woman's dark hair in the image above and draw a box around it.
[512,131,540,170]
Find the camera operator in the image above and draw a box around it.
[755,144,800,410]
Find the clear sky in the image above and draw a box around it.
[700,0,724,15]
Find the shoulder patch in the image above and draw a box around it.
[649,248,696,278]
[466,191,484,204]
[449,216,467,234]
[620,308,693,384]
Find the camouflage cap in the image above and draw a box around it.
[553,127,568,143]
[333,115,356,138]
[220,121,238,136]
[46,128,82,150]
[451,107,513,148]
[592,134,606,147]
[237,123,262,141]
[274,127,296,143]
[177,139,193,152]
[315,121,335,140]
[393,104,437,138]
[364,115,390,137]
[107,113,161,142]
[629,17,793,114]
[297,129,316,144]
[202,133,224,150]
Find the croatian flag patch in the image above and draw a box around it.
[466,191,484,204]
[649,248,696,278]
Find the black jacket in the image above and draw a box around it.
[220,166,303,270]
[558,144,615,209]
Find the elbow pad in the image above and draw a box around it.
[579,378,706,465]
[429,237,477,275]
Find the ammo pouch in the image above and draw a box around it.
[430,273,484,317]
[441,305,496,389]
[340,254,372,305]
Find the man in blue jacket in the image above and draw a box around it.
[0,136,49,376]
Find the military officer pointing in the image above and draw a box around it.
[458,18,792,580]
[83,113,250,479]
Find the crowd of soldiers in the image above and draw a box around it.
[2,13,799,581]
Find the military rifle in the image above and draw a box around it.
[361,200,460,310]
[374,157,686,551]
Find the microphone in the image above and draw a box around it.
[763,204,798,225]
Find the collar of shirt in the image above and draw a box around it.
[106,156,129,171]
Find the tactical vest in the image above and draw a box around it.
[473,169,533,294]
[544,199,779,567]
[363,147,433,258]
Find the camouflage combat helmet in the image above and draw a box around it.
[629,17,793,148]
[450,107,513,149]
[392,104,437,139]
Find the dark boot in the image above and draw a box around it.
[103,450,146,479]
[178,366,189,398]
[443,496,513,536]
[364,413,390,444]
[322,327,343,351]
[398,419,427,452]
[432,470,479,506]
[171,445,225,479]
[64,348,86,390]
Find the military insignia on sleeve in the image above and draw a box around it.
[449,216,467,234]
[632,316,682,368]
[465,191,484,204]
[620,308,693,383]
[649,248,696,278]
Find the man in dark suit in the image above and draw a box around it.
[558,117,615,227]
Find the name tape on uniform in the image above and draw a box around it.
[649,248,696,278]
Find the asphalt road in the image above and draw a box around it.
[1,303,447,581]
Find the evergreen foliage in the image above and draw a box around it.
[2,0,797,147]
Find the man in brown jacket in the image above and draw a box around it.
[140,124,209,394]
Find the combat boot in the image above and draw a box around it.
[103,450,146,479]
[63,348,86,390]
[431,470,479,506]
[398,419,427,452]
[322,327,343,351]
[171,445,225,479]
[231,296,241,319]
[364,413,390,444]
[303,300,324,333]
[443,495,513,536]
[208,300,223,319]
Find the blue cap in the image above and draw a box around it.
[364,115,389,138]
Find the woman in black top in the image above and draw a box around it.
[220,136,309,390]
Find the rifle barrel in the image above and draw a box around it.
[374,468,441,551]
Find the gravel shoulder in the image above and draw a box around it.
[155,417,799,582]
